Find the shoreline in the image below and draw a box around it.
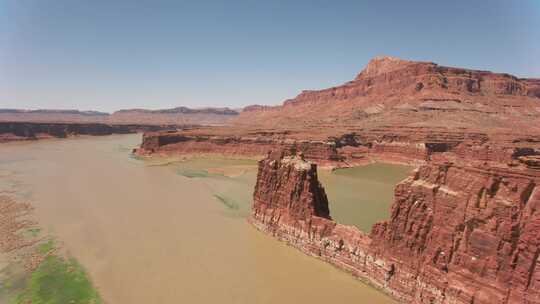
[0,194,103,303]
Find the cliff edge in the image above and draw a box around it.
[249,150,540,304]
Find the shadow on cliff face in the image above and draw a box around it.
[318,163,412,232]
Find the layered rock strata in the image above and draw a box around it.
[249,150,540,304]
[135,126,540,170]
[233,57,540,132]
[135,131,343,165]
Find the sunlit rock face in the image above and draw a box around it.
[371,163,540,303]
[250,149,540,304]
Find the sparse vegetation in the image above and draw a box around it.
[1,195,102,304]
[37,239,55,255]
[177,168,210,178]
[12,255,102,304]
[27,228,41,237]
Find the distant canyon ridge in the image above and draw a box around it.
[0,107,239,141]
[3,56,539,133]
[0,107,240,126]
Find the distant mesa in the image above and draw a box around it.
[232,55,540,133]
[112,106,239,115]
[0,106,240,126]
[0,109,109,116]
[356,56,422,78]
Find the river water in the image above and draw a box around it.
[0,134,408,304]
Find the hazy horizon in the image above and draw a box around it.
[1,0,539,113]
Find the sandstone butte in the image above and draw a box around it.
[132,56,540,303]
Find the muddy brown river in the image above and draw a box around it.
[0,134,409,303]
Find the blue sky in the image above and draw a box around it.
[0,0,539,112]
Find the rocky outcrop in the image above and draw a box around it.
[0,122,178,142]
[251,150,331,223]
[249,150,540,304]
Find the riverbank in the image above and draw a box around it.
[0,134,396,303]
[0,194,102,303]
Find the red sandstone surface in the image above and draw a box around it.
[249,150,540,304]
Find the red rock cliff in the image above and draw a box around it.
[249,150,540,304]
[371,163,540,303]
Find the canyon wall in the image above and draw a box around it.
[135,131,343,165]
[135,127,540,170]
[0,122,178,142]
[249,150,540,304]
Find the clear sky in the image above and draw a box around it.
[1,0,539,113]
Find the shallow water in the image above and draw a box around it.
[0,134,398,304]
[320,164,411,232]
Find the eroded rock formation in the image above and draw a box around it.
[249,150,540,304]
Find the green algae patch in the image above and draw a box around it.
[27,228,41,237]
[213,194,240,210]
[36,239,55,255]
[12,255,102,304]
[1,214,102,304]
[177,168,211,178]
